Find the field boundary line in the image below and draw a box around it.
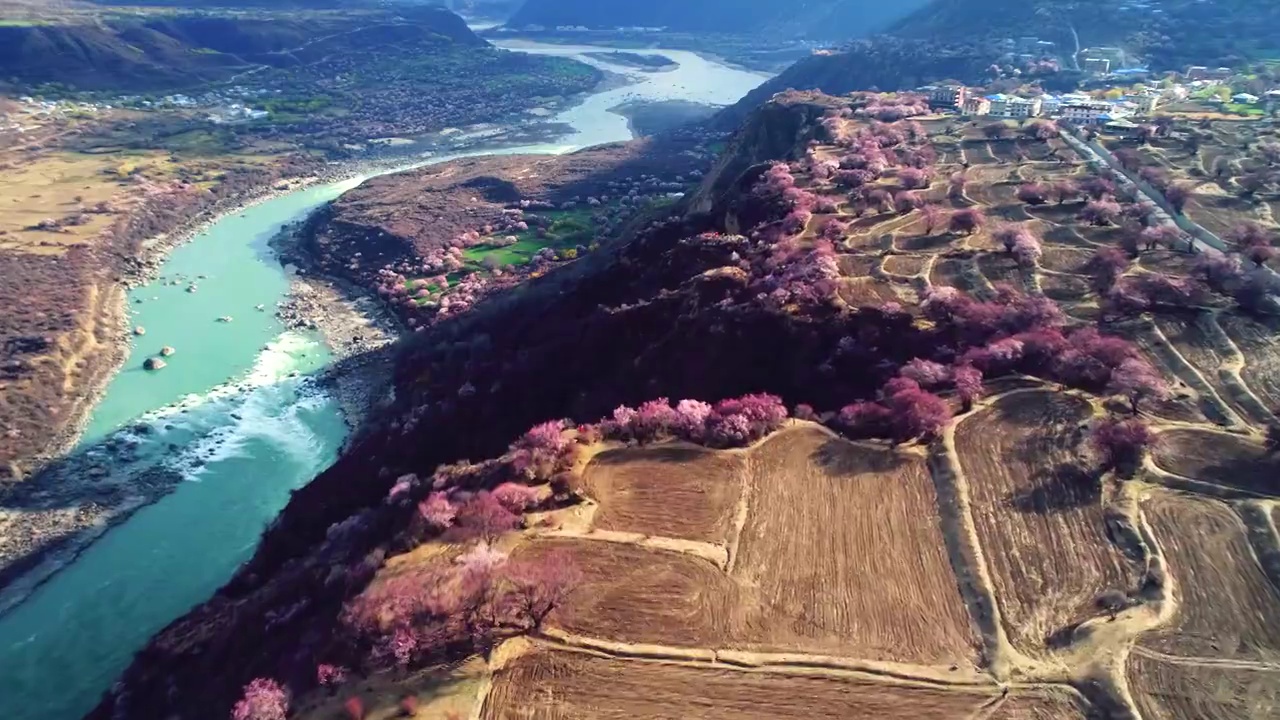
[1130,645,1280,672]
[1145,320,1247,427]
[1203,311,1277,423]
[529,527,730,568]
[929,407,1027,681]
[533,631,1030,691]
[1142,462,1275,501]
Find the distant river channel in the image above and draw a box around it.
[0,40,768,720]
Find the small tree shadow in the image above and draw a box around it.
[811,438,912,476]
[1009,462,1100,515]
[592,444,708,465]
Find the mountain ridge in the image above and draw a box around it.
[507,0,931,40]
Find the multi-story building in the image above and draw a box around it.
[988,94,1042,118]
[1084,57,1112,74]
[1059,101,1113,124]
[962,96,991,116]
[920,84,968,109]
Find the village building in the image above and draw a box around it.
[919,84,968,109]
[962,96,991,116]
[1060,100,1113,124]
[1084,57,1112,74]
[987,94,1042,118]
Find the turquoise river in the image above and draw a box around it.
[0,42,767,720]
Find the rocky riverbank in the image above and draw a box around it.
[276,270,400,438]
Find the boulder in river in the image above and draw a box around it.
[133,326,146,336]
[217,316,233,323]
[186,285,198,293]
[143,357,167,371]
[160,346,176,357]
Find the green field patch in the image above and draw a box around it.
[460,208,597,270]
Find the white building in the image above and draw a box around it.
[1233,93,1260,104]
[1060,101,1113,124]
[988,94,1042,118]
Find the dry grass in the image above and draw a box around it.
[520,537,732,648]
[1218,314,1280,413]
[524,427,981,667]
[954,390,1139,655]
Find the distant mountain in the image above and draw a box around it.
[714,37,995,129]
[0,7,483,92]
[891,0,1280,70]
[507,0,931,40]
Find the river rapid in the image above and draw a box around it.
[0,42,767,720]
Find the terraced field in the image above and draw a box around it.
[954,391,1140,655]
[1139,493,1280,661]
[375,108,1280,720]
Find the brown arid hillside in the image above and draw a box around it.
[92,91,1280,720]
[0,100,316,484]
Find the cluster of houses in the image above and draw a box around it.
[919,84,1161,127]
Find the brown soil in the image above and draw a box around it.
[882,254,929,277]
[516,538,733,648]
[954,391,1140,655]
[1127,652,1280,720]
[580,444,745,544]
[529,427,981,668]
[1139,492,1280,661]
[483,645,998,720]
[1151,429,1278,495]
[731,426,979,666]
[1217,314,1280,413]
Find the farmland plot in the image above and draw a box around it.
[1139,492,1280,661]
[483,647,999,720]
[954,391,1139,654]
[1152,429,1279,496]
[730,426,980,666]
[1127,653,1280,720]
[581,445,745,544]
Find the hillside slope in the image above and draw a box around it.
[714,38,996,129]
[87,88,1280,720]
[0,6,482,92]
[507,0,930,39]
[892,0,1280,69]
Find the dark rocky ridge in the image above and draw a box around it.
[86,91,933,720]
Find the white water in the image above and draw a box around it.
[0,42,767,720]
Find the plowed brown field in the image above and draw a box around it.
[527,427,981,667]
[1218,314,1280,413]
[1139,493,1280,661]
[1127,652,1280,720]
[1151,429,1279,496]
[519,538,732,647]
[483,647,998,720]
[954,390,1138,654]
[1152,315,1266,424]
[581,445,745,543]
[731,426,979,665]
